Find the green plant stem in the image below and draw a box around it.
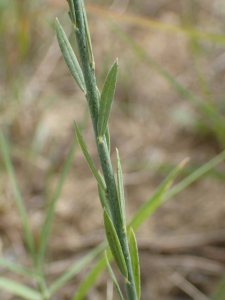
[73,1,137,299]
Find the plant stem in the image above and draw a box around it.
[72,1,137,299]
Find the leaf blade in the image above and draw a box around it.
[130,228,141,299]
[103,209,128,279]
[97,60,118,137]
[105,251,125,300]
[0,277,42,300]
[74,120,106,191]
[116,149,126,228]
[55,18,86,93]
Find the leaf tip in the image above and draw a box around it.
[179,157,190,170]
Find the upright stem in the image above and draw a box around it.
[72,1,137,299]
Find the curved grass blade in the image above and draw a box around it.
[72,152,225,300]
[55,18,86,93]
[0,131,36,266]
[129,227,140,299]
[74,120,106,191]
[48,242,105,295]
[38,107,89,266]
[105,251,125,300]
[81,0,94,66]
[0,260,37,279]
[116,149,126,228]
[0,277,42,300]
[103,209,128,279]
[97,59,118,138]
[98,185,111,217]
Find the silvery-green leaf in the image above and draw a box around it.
[105,251,125,300]
[98,184,111,217]
[97,60,118,138]
[105,126,111,153]
[80,0,94,66]
[74,121,106,191]
[130,227,141,299]
[103,209,128,279]
[116,149,126,228]
[55,18,86,93]
[67,0,76,25]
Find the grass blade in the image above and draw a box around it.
[55,18,86,93]
[129,228,140,299]
[0,277,42,300]
[38,108,89,266]
[110,23,225,148]
[0,260,37,279]
[105,251,125,300]
[105,125,111,153]
[98,185,111,217]
[74,120,106,191]
[129,158,189,231]
[97,59,118,138]
[81,0,94,66]
[103,209,128,279]
[67,0,76,26]
[116,149,126,228]
[48,242,105,295]
[0,131,36,266]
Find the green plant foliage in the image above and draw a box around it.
[105,251,125,300]
[116,149,126,228]
[129,228,140,300]
[103,209,128,279]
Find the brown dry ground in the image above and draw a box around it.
[0,0,225,299]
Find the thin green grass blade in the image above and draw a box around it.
[55,18,86,93]
[74,120,106,191]
[212,274,225,300]
[38,108,89,266]
[72,151,225,300]
[105,125,111,153]
[98,185,111,217]
[129,228,140,299]
[105,251,125,300]
[116,149,126,228]
[110,23,225,148]
[103,209,128,279]
[0,260,37,279]
[81,0,94,66]
[97,59,118,138]
[48,242,105,295]
[0,131,36,266]
[0,277,42,300]
[129,158,189,231]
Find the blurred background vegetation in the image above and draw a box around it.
[1,0,225,299]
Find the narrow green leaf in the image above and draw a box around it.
[129,228,140,299]
[105,251,125,300]
[97,60,118,138]
[116,149,126,228]
[55,18,86,93]
[67,0,76,26]
[98,185,111,217]
[72,151,225,300]
[49,242,105,295]
[0,277,42,300]
[38,107,89,266]
[103,209,128,279]
[74,120,106,191]
[80,0,94,66]
[105,126,111,153]
[0,260,37,279]
[0,131,36,266]
[129,158,189,231]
